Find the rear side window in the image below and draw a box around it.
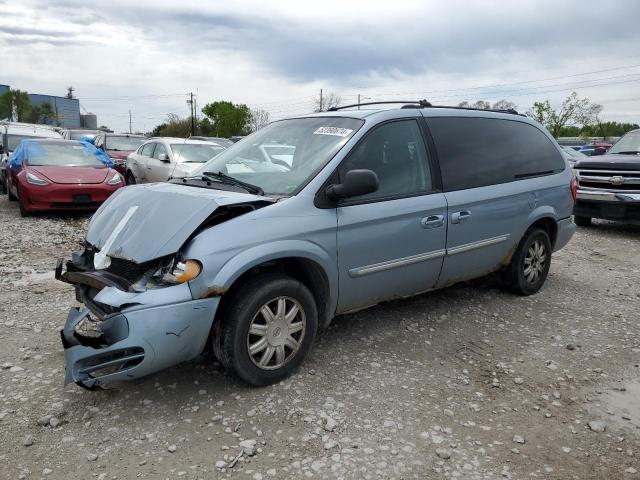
[141,143,155,156]
[427,117,565,191]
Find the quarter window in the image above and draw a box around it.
[338,119,432,202]
[427,117,565,191]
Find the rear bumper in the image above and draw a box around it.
[20,181,119,211]
[575,190,640,224]
[61,297,220,389]
[553,217,576,252]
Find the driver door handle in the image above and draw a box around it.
[451,210,472,224]
[421,214,445,229]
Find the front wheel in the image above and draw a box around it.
[7,175,17,201]
[503,228,552,296]
[216,274,318,386]
[574,215,591,227]
[17,186,30,217]
[125,172,137,185]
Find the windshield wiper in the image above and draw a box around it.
[611,151,640,155]
[198,171,264,195]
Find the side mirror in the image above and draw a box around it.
[158,153,170,162]
[326,169,379,201]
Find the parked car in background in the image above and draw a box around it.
[560,145,588,167]
[93,133,146,175]
[5,139,124,216]
[189,136,234,148]
[125,138,225,184]
[64,129,100,141]
[56,103,576,389]
[573,129,640,226]
[579,142,612,157]
[1,122,63,194]
[230,136,246,143]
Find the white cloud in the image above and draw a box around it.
[2,0,640,132]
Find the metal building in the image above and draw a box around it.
[28,94,81,128]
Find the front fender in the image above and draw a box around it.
[190,239,337,306]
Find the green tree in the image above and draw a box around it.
[491,99,517,111]
[26,102,57,125]
[154,113,192,137]
[200,101,252,137]
[249,108,270,132]
[527,92,602,138]
[0,89,32,122]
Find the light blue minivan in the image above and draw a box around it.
[57,101,576,389]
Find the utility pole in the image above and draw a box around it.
[357,94,360,110]
[189,92,195,136]
[320,88,323,112]
[129,110,132,134]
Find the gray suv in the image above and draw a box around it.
[57,101,576,389]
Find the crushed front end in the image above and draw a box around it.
[56,246,219,389]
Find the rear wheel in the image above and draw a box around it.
[215,273,318,386]
[574,215,591,227]
[503,228,552,296]
[125,172,136,185]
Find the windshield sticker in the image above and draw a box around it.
[313,127,353,137]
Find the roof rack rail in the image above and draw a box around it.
[327,100,432,111]
[326,100,522,116]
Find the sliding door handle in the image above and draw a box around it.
[451,210,472,224]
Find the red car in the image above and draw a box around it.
[93,133,146,175]
[6,139,124,216]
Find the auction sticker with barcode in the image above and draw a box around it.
[313,127,354,137]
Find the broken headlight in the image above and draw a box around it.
[160,259,202,285]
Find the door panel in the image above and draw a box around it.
[146,144,173,182]
[438,184,529,287]
[337,194,448,312]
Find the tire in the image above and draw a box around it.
[17,187,30,217]
[503,228,552,296]
[7,176,17,201]
[215,273,318,386]
[125,172,136,185]
[574,215,591,227]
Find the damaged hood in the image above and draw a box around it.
[86,182,270,263]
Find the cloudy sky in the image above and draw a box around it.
[2,0,640,133]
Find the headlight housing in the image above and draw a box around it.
[107,171,123,185]
[162,259,202,284]
[26,172,49,186]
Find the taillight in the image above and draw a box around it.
[570,176,577,203]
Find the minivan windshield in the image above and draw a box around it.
[608,131,640,154]
[194,117,363,195]
[69,130,99,140]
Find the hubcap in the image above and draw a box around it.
[523,240,546,284]
[247,296,306,370]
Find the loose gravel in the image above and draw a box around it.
[0,195,639,479]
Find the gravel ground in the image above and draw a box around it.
[0,194,639,480]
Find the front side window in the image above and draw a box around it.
[337,119,432,202]
[195,117,363,195]
[153,143,167,160]
[427,117,565,191]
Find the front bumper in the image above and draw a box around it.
[61,297,219,389]
[20,180,120,211]
[575,190,640,224]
